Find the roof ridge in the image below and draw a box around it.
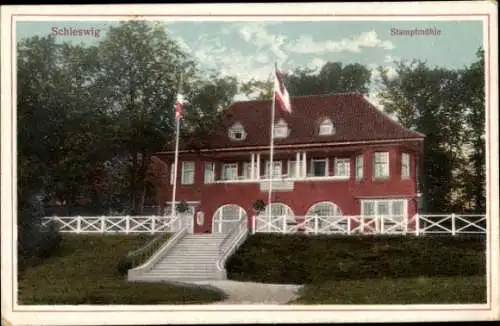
[232,92,363,105]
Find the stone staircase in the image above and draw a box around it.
[129,233,227,282]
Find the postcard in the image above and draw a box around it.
[1,2,498,325]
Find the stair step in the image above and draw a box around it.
[148,266,217,275]
[144,272,218,277]
[157,261,216,264]
[165,253,219,257]
[156,261,216,265]
[137,277,219,281]
[156,262,216,267]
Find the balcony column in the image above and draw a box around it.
[295,151,300,179]
[302,152,307,178]
[256,153,261,180]
[250,153,255,180]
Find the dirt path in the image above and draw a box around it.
[191,280,303,304]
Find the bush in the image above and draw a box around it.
[226,234,486,284]
[116,256,133,276]
[17,197,62,273]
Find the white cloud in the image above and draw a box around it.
[173,36,191,53]
[306,57,327,73]
[286,30,395,54]
[238,23,288,63]
[191,33,273,84]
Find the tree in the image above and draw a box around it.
[377,60,469,213]
[240,78,273,100]
[460,49,486,213]
[181,73,239,149]
[241,61,372,101]
[287,62,372,96]
[94,21,195,215]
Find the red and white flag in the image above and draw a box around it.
[175,93,184,120]
[274,65,292,113]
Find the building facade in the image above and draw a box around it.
[151,93,425,234]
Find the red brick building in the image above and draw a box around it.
[151,92,425,234]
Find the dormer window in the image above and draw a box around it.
[228,122,246,141]
[273,119,289,139]
[319,118,335,136]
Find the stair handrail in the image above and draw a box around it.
[128,226,188,280]
[125,215,180,267]
[219,216,242,253]
[216,215,248,275]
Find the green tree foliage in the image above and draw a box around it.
[377,51,485,213]
[287,62,372,96]
[457,49,486,213]
[17,22,239,212]
[241,61,372,100]
[181,73,238,149]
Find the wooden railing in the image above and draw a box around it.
[416,214,486,235]
[252,214,487,236]
[42,215,182,234]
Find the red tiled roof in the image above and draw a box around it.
[165,92,424,152]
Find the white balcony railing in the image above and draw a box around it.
[213,173,349,184]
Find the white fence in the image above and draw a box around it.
[252,214,487,236]
[41,215,182,234]
[42,213,487,236]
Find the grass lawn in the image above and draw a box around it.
[18,234,227,305]
[291,275,486,304]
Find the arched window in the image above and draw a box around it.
[212,204,247,233]
[256,203,295,232]
[306,201,342,216]
[306,201,345,233]
[263,202,294,217]
[319,118,335,136]
[228,122,247,141]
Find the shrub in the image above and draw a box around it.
[17,196,62,273]
[116,256,133,277]
[226,234,486,284]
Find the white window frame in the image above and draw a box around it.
[287,160,298,178]
[222,163,239,181]
[401,153,410,179]
[319,119,334,136]
[311,158,328,177]
[242,162,252,179]
[334,158,350,178]
[204,162,215,184]
[265,160,282,178]
[361,199,407,217]
[181,161,195,185]
[273,119,289,139]
[228,122,247,141]
[356,155,364,180]
[373,152,390,179]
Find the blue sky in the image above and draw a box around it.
[16,20,483,105]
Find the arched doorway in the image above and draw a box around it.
[306,201,342,217]
[256,203,295,232]
[212,204,247,233]
[306,201,345,233]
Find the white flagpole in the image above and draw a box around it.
[170,118,180,220]
[267,64,277,231]
[170,72,183,228]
